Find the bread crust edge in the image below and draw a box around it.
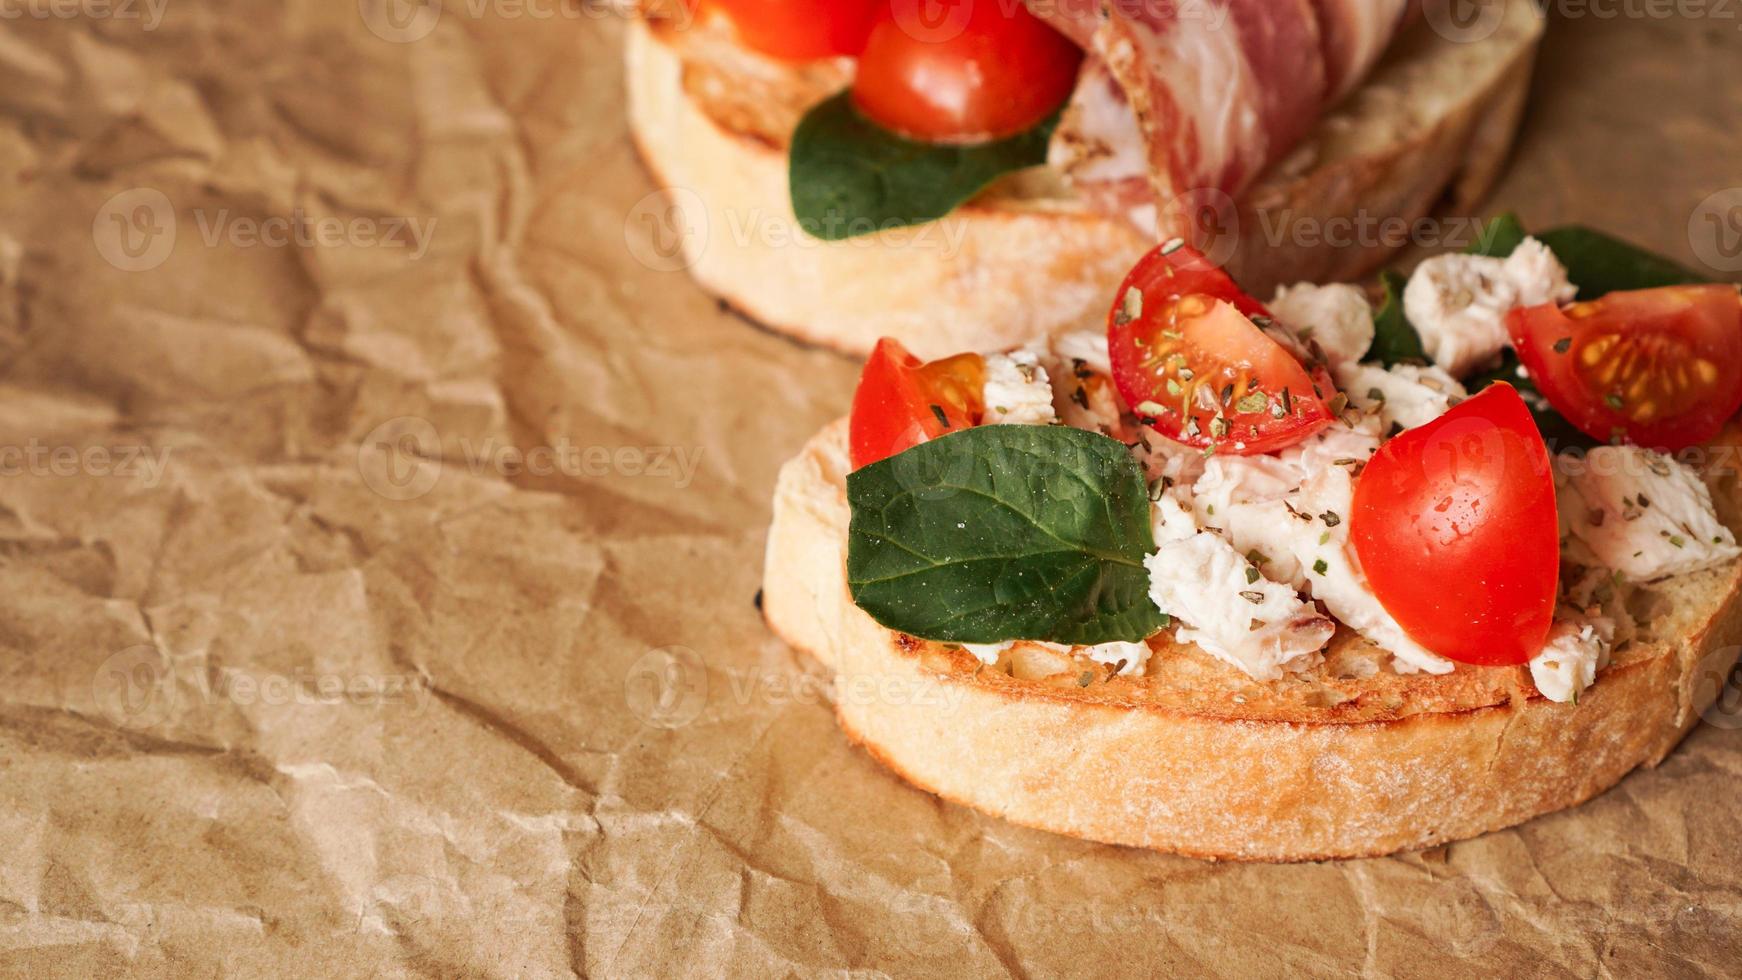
[763,418,1742,861]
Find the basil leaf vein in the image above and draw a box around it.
[789,92,1057,242]
[846,425,1165,646]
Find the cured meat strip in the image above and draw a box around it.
[1037,0,1413,235]
[1042,1,1324,230]
[1047,59,1158,229]
[1314,0,1414,99]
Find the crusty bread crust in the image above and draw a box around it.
[627,3,1545,360]
[763,419,1742,861]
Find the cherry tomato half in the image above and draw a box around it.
[705,0,878,61]
[1350,384,1559,667]
[851,0,1083,142]
[1107,243,1332,455]
[849,337,987,469]
[1508,284,1742,452]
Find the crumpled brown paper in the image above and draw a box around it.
[0,4,1739,976]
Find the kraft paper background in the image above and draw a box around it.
[1,3,1739,976]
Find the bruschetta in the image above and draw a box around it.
[762,218,1742,859]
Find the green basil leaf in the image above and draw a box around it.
[846,424,1165,646]
[1466,212,1529,258]
[1534,226,1710,299]
[1367,270,1426,367]
[789,92,1056,242]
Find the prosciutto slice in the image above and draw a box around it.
[1035,0,1415,236]
[1316,0,1414,98]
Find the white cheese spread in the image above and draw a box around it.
[1556,446,1741,582]
[1269,281,1374,367]
[1146,495,1335,680]
[981,351,1058,426]
[1402,237,1576,377]
[1335,362,1467,432]
[1528,613,1615,704]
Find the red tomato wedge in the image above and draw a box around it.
[704,0,878,61]
[1107,243,1332,455]
[852,1,1082,142]
[1350,384,1559,667]
[849,338,987,469]
[1507,284,1742,451]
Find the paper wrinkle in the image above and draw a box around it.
[0,6,1736,977]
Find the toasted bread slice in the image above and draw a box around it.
[626,3,1546,360]
[762,419,1742,860]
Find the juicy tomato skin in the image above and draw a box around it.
[1350,384,1559,667]
[1107,243,1333,455]
[851,1,1082,142]
[704,0,878,61]
[1117,240,1272,321]
[849,338,986,469]
[1508,285,1742,452]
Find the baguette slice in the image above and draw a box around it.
[627,2,1545,360]
[762,418,1742,861]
